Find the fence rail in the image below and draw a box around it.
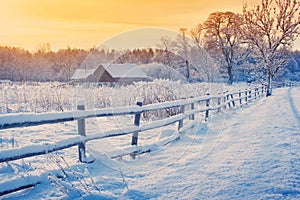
[0,85,267,164]
[272,81,300,88]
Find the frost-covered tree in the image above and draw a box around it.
[243,0,300,96]
[202,11,249,84]
[172,28,191,80]
[191,24,221,82]
[157,36,173,67]
[139,63,186,81]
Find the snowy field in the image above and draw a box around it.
[0,80,239,114]
[0,84,299,199]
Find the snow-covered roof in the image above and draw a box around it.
[102,63,148,78]
[71,68,98,80]
[71,63,148,80]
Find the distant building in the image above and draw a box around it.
[71,63,151,84]
[0,80,12,84]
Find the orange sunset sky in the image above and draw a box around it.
[1,0,300,51]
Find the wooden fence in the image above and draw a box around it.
[0,85,266,164]
[272,81,300,89]
[0,85,269,196]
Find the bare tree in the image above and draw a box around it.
[203,11,248,84]
[158,36,173,67]
[171,28,191,80]
[179,28,190,80]
[191,24,221,82]
[35,43,51,54]
[52,48,82,81]
[157,31,193,81]
[243,0,300,96]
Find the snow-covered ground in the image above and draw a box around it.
[1,86,299,199]
[0,80,234,114]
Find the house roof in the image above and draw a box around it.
[102,63,148,78]
[71,63,148,80]
[71,68,98,80]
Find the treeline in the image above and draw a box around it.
[284,51,300,82]
[0,45,212,82]
[0,46,106,82]
[0,44,299,83]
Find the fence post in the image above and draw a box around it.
[239,91,242,106]
[205,94,210,121]
[77,103,86,163]
[227,94,231,108]
[245,89,248,104]
[178,99,185,130]
[223,91,227,110]
[230,94,235,107]
[217,96,221,113]
[189,96,195,120]
[131,98,143,146]
[249,89,252,100]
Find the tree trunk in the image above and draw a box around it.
[266,70,272,97]
[228,65,233,85]
[186,60,190,80]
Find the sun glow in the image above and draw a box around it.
[1,0,299,51]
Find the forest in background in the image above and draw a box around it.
[0,45,299,83]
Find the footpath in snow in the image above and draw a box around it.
[2,87,300,199]
[100,87,300,199]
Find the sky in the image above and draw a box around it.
[0,0,299,51]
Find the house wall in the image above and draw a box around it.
[95,65,114,82]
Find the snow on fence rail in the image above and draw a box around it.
[272,81,300,88]
[0,85,266,164]
[0,85,267,196]
[0,86,266,161]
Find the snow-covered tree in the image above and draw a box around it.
[139,63,186,81]
[191,24,221,82]
[157,36,173,67]
[202,11,250,84]
[171,28,192,80]
[243,0,300,96]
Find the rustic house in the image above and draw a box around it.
[71,63,151,84]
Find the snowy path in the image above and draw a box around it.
[115,87,300,199]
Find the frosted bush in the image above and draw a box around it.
[139,63,186,81]
[0,80,243,121]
